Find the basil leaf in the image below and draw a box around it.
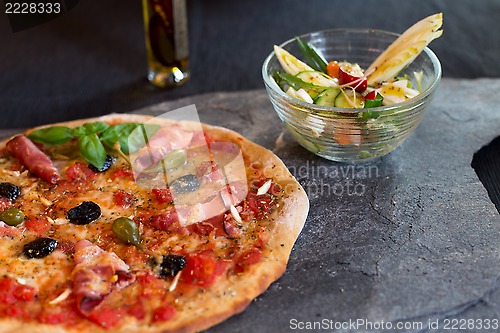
[100,123,140,154]
[127,124,161,154]
[84,122,110,134]
[28,126,73,145]
[71,126,88,138]
[78,133,107,169]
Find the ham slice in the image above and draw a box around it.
[6,135,60,184]
[0,221,21,237]
[133,125,193,171]
[72,240,134,315]
[176,182,247,226]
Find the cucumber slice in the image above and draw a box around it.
[295,71,337,88]
[306,89,323,100]
[315,87,341,106]
[334,91,365,108]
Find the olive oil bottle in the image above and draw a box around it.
[142,0,189,87]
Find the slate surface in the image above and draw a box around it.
[0,78,499,332]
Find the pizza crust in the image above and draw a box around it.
[0,113,309,333]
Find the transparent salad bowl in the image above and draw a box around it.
[262,29,441,162]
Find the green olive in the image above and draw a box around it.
[0,208,25,226]
[112,217,141,246]
[143,149,187,173]
[164,149,187,170]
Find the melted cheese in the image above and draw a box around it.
[0,124,284,328]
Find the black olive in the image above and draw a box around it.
[67,201,101,225]
[169,174,200,194]
[89,155,116,172]
[0,182,20,201]
[154,254,186,277]
[23,238,58,259]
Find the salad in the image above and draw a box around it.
[272,13,443,109]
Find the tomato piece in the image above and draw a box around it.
[151,187,173,204]
[233,248,262,274]
[41,311,77,324]
[146,209,179,232]
[40,304,81,325]
[24,217,51,235]
[40,312,67,324]
[110,168,134,181]
[0,305,30,319]
[338,62,367,92]
[113,190,134,208]
[152,304,176,322]
[0,277,36,305]
[365,90,377,100]
[66,162,95,181]
[246,193,273,220]
[326,61,340,79]
[87,307,125,328]
[188,213,226,236]
[137,273,168,298]
[127,301,146,320]
[181,252,227,288]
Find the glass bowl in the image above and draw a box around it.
[262,29,441,162]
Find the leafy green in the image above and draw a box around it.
[71,126,88,138]
[364,93,384,109]
[127,124,161,154]
[26,121,161,168]
[275,72,325,91]
[100,123,140,154]
[78,133,107,169]
[296,37,328,73]
[83,121,110,134]
[28,126,73,145]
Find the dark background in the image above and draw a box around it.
[1,0,499,128]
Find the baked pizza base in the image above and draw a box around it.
[0,114,309,333]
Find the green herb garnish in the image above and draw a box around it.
[28,121,159,169]
[296,37,328,73]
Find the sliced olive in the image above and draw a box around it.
[112,217,141,246]
[23,238,58,259]
[169,174,200,194]
[154,254,186,278]
[0,182,21,201]
[0,208,24,226]
[142,149,187,173]
[67,201,101,225]
[89,155,116,172]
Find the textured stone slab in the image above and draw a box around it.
[134,78,499,333]
[1,78,498,332]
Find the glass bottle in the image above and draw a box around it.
[142,0,189,87]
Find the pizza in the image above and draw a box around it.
[0,114,309,333]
